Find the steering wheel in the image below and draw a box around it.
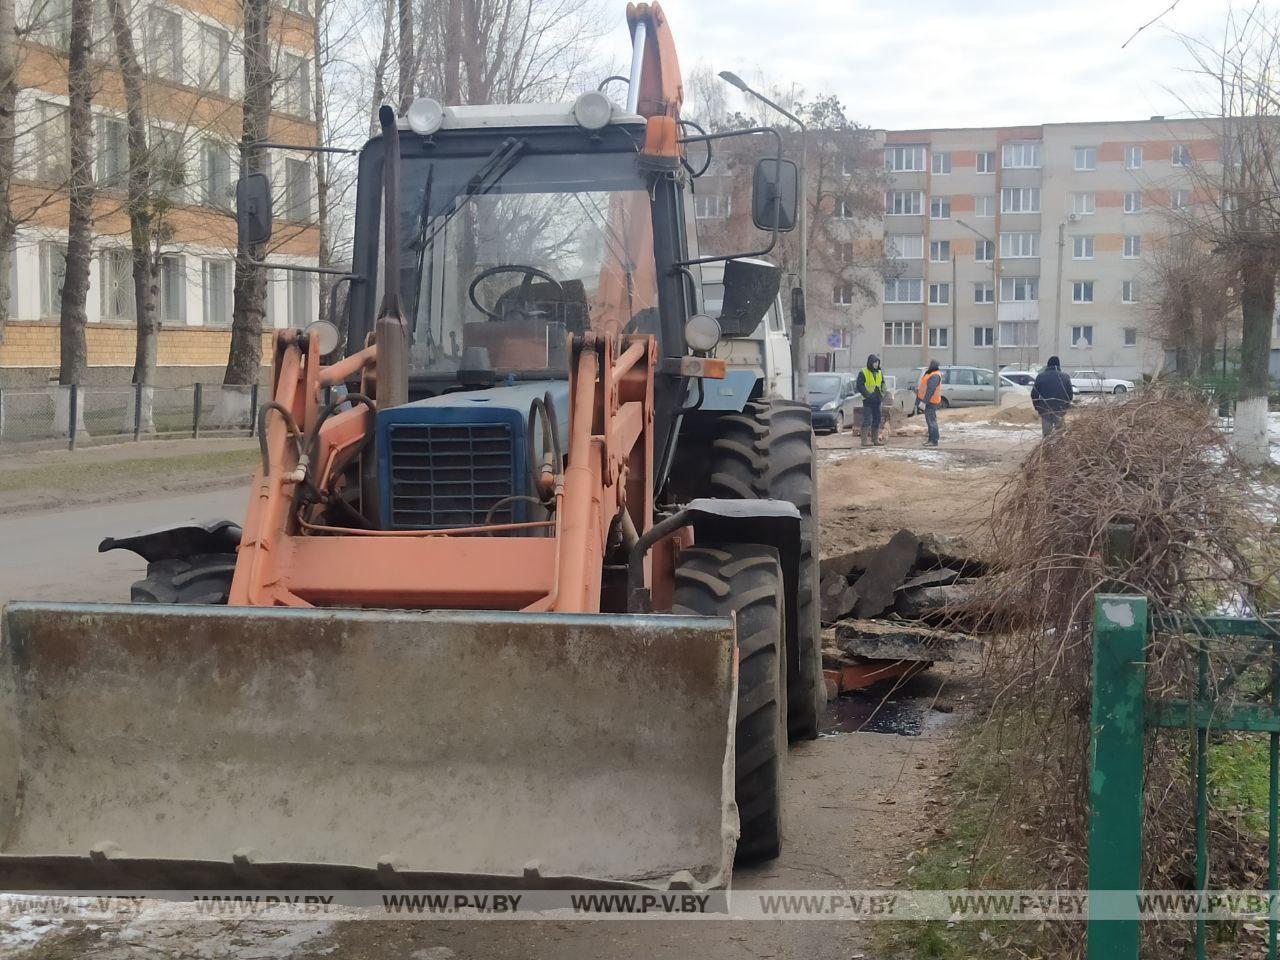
[468,264,565,322]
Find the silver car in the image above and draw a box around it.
[910,366,1031,408]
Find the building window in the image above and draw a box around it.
[973,326,994,347]
[148,124,185,202]
[159,254,185,322]
[1000,276,1039,302]
[95,114,127,186]
[1000,231,1039,258]
[198,24,231,96]
[1172,143,1191,167]
[200,140,232,209]
[33,0,70,48]
[1123,326,1138,346]
[1001,187,1040,213]
[1124,191,1143,214]
[33,100,70,182]
[145,4,183,83]
[1072,192,1095,215]
[884,144,926,172]
[99,247,133,320]
[1001,141,1041,169]
[974,239,994,262]
[1122,279,1140,303]
[1123,234,1141,258]
[202,258,232,325]
[1000,321,1037,346]
[288,270,314,328]
[1072,280,1095,303]
[929,196,951,219]
[931,151,951,174]
[832,283,854,305]
[883,320,923,346]
[836,241,854,263]
[284,157,312,222]
[928,282,950,305]
[1222,192,1240,213]
[1072,236,1094,259]
[1171,189,1190,210]
[929,239,950,262]
[883,278,923,303]
[929,327,949,348]
[975,195,994,217]
[1124,144,1143,169]
[886,234,923,259]
[1071,324,1094,347]
[841,155,857,177]
[1074,146,1097,171]
[694,194,727,219]
[885,190,924,215]
[279,52,311,118]
[39,242,68,317]
[974,281,995,304]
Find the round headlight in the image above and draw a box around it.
[684,313,722,353]
[304,319,341,355]
[572,91,613,131]
[406,98,445,135]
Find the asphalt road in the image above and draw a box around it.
[0,488,243,606]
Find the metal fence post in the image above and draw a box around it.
[192,383,203,439]
[249,382,260,437]
[1086,593,1149,960]
[133,382,143,441]
[0,387,5,448]
[67,383,78,451]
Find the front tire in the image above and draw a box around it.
[674,544,786,862]
[709,400,823,740]
[1113,384,1128,395]
[131,554,235,605]
[835,410,845,433]
[940,396,952,409]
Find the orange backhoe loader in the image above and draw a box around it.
[0,2,820,891]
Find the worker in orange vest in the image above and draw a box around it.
[915,360,943,447]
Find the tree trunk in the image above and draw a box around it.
[443,0,461,102]
[314,0,333,330]
[225,0,272,386]
[58,0,94,393]
[1234,245,1274,465]
[108,0,158,402]
[0,0,18,351]
[1198,291,1225,379]
[396,0,415,111]
[370,0,393,136]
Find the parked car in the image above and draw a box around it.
[999,369,1037,387]
[1072,369,1136,395]
[907,366,1033,408]
[808,372,858,433]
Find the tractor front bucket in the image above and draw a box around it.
[0,602,738,890]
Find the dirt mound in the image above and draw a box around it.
[944,404,1039,426]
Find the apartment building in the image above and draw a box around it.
[6,0,321,384]
[809,116,1225,386]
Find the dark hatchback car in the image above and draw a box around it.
[807,372,857,433]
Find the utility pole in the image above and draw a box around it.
[950,251,957,365]
[1052,220,1065,364]
[719,71,808,397]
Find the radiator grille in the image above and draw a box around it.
[387,422,516,528]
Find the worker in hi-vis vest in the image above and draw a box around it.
[855,354,887,448]
[915,360,943,447]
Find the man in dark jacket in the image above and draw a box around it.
[1031,356,1073,436]
[855,354,887,448]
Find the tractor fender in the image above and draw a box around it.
[684,497,801,679]
[98,518,243,563]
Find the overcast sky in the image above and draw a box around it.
[604,0,1237,129]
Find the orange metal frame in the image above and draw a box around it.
[227,330,657,614]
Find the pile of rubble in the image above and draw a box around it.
[819,530,986,696]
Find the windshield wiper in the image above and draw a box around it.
[411,137,528,254]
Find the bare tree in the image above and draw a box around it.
[1145,230,1234,379]
[56,0,94,391]
[224,0,273,386]
[0,0,17,345]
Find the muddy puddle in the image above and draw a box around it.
[821,676,951,737]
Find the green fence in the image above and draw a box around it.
[1088,593,1280,960]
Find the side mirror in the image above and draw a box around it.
[235,173,273,248]
[752,158,798,232]
[790,286,806,330]
[717,257,782,337]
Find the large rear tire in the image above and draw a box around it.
[674,544,786,863]
[708,399,823,740]
[131,554,236,605]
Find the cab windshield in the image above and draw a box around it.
[398,149,658,381]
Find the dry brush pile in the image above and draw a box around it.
[961,384,1280,955]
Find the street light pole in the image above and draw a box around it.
[955,217,1000,404]
[719,70,808,396]
[1052,220,1066,364]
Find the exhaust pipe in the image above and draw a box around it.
[374,104,408,409]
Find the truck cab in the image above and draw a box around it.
[700,262,793,402]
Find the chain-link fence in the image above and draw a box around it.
[0,383,261,450]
